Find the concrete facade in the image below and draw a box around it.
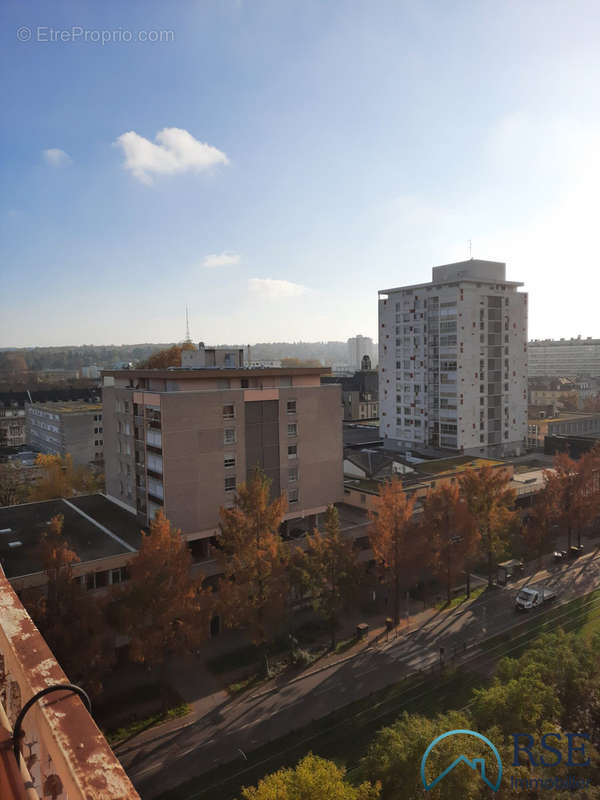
[378,259,528,456]
[25,402,103,465]
[529,338,600,377]
[347,336,377,370]
[102,367,344,544]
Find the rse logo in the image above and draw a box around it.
[512,733,590,767]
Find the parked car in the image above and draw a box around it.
[515,584,557,611]
[568,544,584,558]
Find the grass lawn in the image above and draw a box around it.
[106,703,190,747]
[434,584,486,611]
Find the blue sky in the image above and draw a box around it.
[1,0,600,347]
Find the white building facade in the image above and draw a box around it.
[378,260,528,457]
[347,335,377,370]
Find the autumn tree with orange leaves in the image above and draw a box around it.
[368,478,417,626]
[24,514,115,696]
[116,510,212,669]
[140,342,195,369]
[421,483,479,604]
[29,454,101,502]
[542,450,597,550]
[216,470,289,651]
[459,466,517,587]
[292,505,361,649]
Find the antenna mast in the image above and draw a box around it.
[185,306,192,343]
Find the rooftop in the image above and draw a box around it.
[102,366,330,379]
[413,455,504,475]
[0,495,143,579]
[379,259,523,294]
[27,401,102,414]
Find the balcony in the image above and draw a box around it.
[0,567,139,799]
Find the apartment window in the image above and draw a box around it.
[224,455,236,469]
[287,423,298,437]
[360,493,366,505]
[287,399,297,414]
[288,488,299,503]
[288,444,297,458]
[223,404,235,420]
[225,476,236,492]
[224,428,236,445]
[288,467,298,482]
[111,568,122,585]
[241,378,249,388]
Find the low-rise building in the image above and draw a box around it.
[527,411,600,450]
[26,401,103,465]
[0,494,143,593]
[323,370,379,421]
[0,389,101,449]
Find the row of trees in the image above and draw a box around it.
[21,446,600,696]
[239,629,600,799]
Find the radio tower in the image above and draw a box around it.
[184,305,193,345]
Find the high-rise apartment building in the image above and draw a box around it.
[378,259,528,456]
[102,366,343,552]
[347,336,377,370]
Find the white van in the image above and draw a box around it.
[515,584,557,611]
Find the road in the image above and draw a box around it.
[116,545,600,799]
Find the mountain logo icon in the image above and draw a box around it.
[420,729,503,792]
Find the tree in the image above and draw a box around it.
[360,710,488,800]
[421,483,479,604]
[459,466,517,587]
[0,462,27,507]
[240,754,380,800]
[29,454,101,502]
[542,452,592,549]
[523,495,555,567]
[368,478,417,626]
[140,343,195,369]
[471,664,561,737]
[292,506,361,648]
[216,470,289,653]
[117,510,212,668]
[24,514,114,696]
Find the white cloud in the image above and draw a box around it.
[203,252,241,268]
[248,278,309,299]
[115,127,229,184]
[43,148,72,167]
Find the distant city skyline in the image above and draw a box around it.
[3,0,600,347]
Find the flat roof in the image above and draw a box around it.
[0,495,143,579]
[102,367,330,379]
[28,401,102,413]
[379,278,524,294]
[414,455,504,475]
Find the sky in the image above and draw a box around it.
[1,0,600,348]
